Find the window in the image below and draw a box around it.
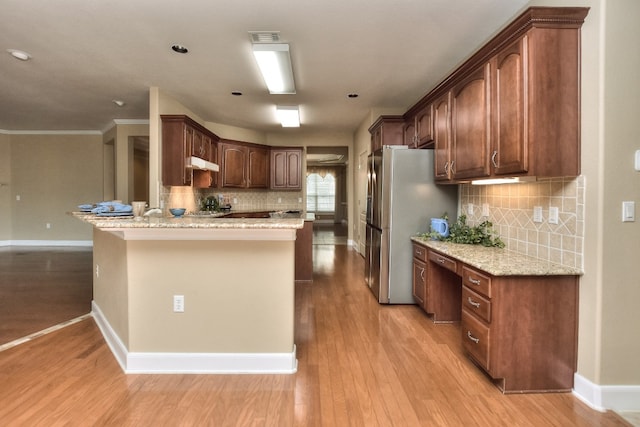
[306,172,335,212]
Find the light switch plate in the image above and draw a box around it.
[635,150,640,171]
[533,206,543,223]
[622,201,635,222]
[468,203,474,215]
[549,206,559,224]
[482,203,490,217]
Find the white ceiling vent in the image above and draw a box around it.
[249,31,281,43]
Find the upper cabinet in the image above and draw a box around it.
[433,93,452,182]
[161,115,219,187]
[405,7,589,183]
[271,148,303,190]
[218,140,270,189]
[404,104,434,148]
[450,63,491,181]
[369,116,404,152]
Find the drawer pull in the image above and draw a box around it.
[467,331,480,344]
[467,297,480,308]
[437,257,446,264]
[468,277,481,285]
[416,249,423,256]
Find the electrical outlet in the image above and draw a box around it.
[467,203,474,215]
[46,223,51,229]
[548,206,559,224]
[298,197,302,203]
[95,264,100,278]
[482,203,490,217]
[278,197,282,203]
[16,195,20,201]
[173,295,185,313]
[533,206,543,223]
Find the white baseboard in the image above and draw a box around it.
[91,301,297,374]
[1,240,93,247]
[573,373,640,412]
[347,239,357,247]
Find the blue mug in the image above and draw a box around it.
[430,218,449,238]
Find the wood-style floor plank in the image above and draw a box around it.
[0,244,631,426]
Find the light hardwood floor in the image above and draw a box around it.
[0,242,630,426]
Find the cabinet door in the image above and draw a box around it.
[492,36,528,175]
[247,147,269,188]
[270,149,302,190]
[403,120,416,147]
[413,258,427,308]
[285,150,302,189]
[416,104,433,146]
[371,127,382,152]
[433,92,451,181]
[219,143,246,188]
[451,64,491,180]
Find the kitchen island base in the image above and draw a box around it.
[91,226,299,374]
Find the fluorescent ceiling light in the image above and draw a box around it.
[276,106,300,127]
[252,43,296,94]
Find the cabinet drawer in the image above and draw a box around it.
[462,266,491,298]
[428,250,457,273]
[462,286,491,323]
[412,244,428,262]
[461,310,490,370]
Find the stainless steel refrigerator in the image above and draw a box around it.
[365,145,458,304]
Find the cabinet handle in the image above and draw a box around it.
[467,297,480,308]
[491,151,498,168]
[420,267,425,280]
[437,257,446,264]
[444,162,449,175]
[467,331,480,344]
[450,160,455,174]
[468,277,481,285]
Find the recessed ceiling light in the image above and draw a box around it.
[112,99,125,107]
[231,91,243,96]
[171,44,188,54]
[7,49,31,61]
[347,93,359,98]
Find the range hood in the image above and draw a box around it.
[189,156,219,172]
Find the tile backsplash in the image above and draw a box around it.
[161,186,304,213]
[459,176,585,269]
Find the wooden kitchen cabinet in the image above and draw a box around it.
[161,114,219,187]
[433,93,452,182]
[270,148,302,190]
[369,115,404,152]
[403,104,433,149]
[405,7,588,183]
[414,240,579,393]
[218,140,269,189]
[412,244,428,308]
[450,63,491,180]
[460,264,578,393]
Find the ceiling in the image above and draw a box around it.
[0,0,529,134]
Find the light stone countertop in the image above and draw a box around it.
[411,236,583,276]
[72,212,304,230]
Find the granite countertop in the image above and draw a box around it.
[411,236,583,276]
[71,212,304,230]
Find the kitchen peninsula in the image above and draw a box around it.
[74,213,304,374]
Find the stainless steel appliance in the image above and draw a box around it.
[365,146,458,304]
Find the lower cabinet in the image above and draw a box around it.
[413,242,579,393]
[412,244,428,308]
